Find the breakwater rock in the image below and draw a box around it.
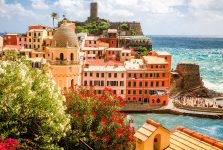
[170,62,223,98]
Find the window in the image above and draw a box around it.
[96,73,99,77]
[121,73,124,78]
[114,73,117,78]
[108,73,111,78]
[122,53,124,56]
[29,33,31,36]
[156,65,158,68]
[128,73,131,78]
[84,81,87,86]
[145,82,148,87]
[145,73,148,78]
[36,54,38,57]
[150,73,153,77]
[34,33,36,37]
[121,90,124,94]
[145,90,148,94]
[94,41,96,44]
[128,90,131,94]
[162,81,165,87]
[93,51,95,54]
[139,90,142,94]
[90,81,93,86]
[139,82,143,87]
[151,82,154,87]
[89,41,91,44]
[133,82,136,87]
[29,39,31,42]
[114,90,116,94]
[156,81,159,87]
[120,81,124,86]
[128,82,131,87]
[38,33,41,36]
[133,90,136,94]
[140,73,143,78]
[90,73,93,77]
[85,72,87,77]
[19,38,21,41]
[134,73,137,78]
[162,73,165,77]
[151,65,153,69]
[156,73,160,77]
[101,73,104,78]
[157,99,160,103]
[112,51,115,54]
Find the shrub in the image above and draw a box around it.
[0,60,70,149]
[60,86,135,150]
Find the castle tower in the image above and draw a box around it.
[48,20,81,88]
[90,2,98,19]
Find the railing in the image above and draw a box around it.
[49,60,80,65]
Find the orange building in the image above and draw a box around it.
[135,119,223,150]
[125,52,171,105]
[48,19,82,88]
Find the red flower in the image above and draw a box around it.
[93,112,97,118]
[100,118,107,123]
[105,135,110,142]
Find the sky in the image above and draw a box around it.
[0,0,223,36]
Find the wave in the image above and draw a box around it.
[203,80,223,93]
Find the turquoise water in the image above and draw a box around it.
[132,37,223,141]
[128,113,223,140]
[151,36,223,93]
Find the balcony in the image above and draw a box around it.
[49,60,79,65]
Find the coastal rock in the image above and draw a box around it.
[170,62,223,98]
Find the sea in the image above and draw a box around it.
[129,36,223,140]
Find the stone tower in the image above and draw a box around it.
[90,2,98,19]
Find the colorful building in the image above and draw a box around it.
[17,34,28,48]
[99,29,118,48]
[0,36,3,50]
[48,19,82,88]
[82,59,126,98]
[134,119,223,150]
[125,51,171,105]
[3,33,18,45]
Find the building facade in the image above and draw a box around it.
[48,20,82,88]
[3,34,18,45]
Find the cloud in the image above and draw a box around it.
[31,0,49,10]
[0,0,34,17]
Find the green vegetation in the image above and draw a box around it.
[132,46,150,56]
[120,23,129,31]
[51,12,59,28]
[0,60,70,149]
[76,20,110,35]
[59,87,135,150]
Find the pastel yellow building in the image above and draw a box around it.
[27,29,48,50]
[134,119,223,150]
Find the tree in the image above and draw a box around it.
[120,23,129,31]
[133,46,150,56]
[0,60,70,149]
[51,12,58,28]
[60,87,135,150]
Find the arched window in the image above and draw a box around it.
[71,79,74,87]
[60,53,64,61]
[153,134,161,150]
[152,99,155,103]
[70,53,74,61]
[157,98,160,103]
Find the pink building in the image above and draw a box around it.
[82,59,126,99]
[17,34,28,48]
[81,47,105,59]
[85,36,100,47]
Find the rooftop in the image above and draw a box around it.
[143,56,168,65]
[125,59,144,70]
[156,51,171,56]
[81,47,105,51]
[108,29,118,33]
[85,36,99,41]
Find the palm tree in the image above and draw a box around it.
[51,12,58,28]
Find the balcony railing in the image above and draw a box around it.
[49,60,80,65]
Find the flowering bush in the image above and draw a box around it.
[0,138,19,150]
[0,61,70,149]
[60,86,135,150]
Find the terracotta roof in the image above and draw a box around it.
[171,126,223,150]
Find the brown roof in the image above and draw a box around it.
[51,25,78,48]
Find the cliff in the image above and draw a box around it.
[170,62,223,98]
